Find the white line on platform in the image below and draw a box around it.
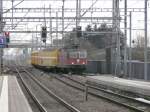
[0,76,8,112]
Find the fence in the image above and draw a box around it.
[86,60,150,80]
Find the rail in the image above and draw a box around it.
[54,74,150,112]
[22,68,82,112]
[15,67,48,112]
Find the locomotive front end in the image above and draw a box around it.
[67,49,87,73]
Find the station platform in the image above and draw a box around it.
[0,75,33,112]
[87,75,150,97]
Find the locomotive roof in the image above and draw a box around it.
[32,48,86,53]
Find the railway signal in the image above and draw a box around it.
[4,32,10,43]
[76,26,82,37]
[41,26,47,43]
[4,31,10,48]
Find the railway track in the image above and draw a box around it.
[15,67,81,112]
[15,68,47,112]
[13,66,150,112]
[53,74,150,112]
[24,68,133,112]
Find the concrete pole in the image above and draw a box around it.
[113,0,121,76]
[12,0,14,29]
[49,5,52,46]
[36,26,38,50]
[56,12,58,47]
[44,5,46,48]
[144,0,148,80]
[31,33,33,52]
[129,11,132,79]
[62,0,64,46]
[76,0,81,28]
[0,0,2,33]
[124,0,127,76]
[79,0,81,25]
[111,0,115,74]
[0,0,3,74]
[117,0,120,76]
[76,0,79,28]
[44,5,46,27]
[91,0,93,23]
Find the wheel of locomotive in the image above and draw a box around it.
[60,68,66,74]
[72,67,85,74]
[53,67,58,73]
[49,68,55,73]
[63,68,69,74]
[56,67,61,73]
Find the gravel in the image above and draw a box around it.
[30,68,132,112]
[17,75,41,112]
[21,72,71,112]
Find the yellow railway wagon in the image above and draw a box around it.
[31,51,39,65]
[37,49,59,67]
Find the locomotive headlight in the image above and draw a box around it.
[77,59,80,63]
[83,62,85,64]
[72,62,74,64]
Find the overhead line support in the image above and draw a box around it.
[144,0,148,80]
[124,0,127,77]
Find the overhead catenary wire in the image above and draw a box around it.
[3,0,25,13]
[64,0,98,31]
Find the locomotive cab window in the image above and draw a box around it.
[69,52,78,58]
[79,51,87,58]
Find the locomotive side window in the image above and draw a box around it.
[79,51,87,58]
[69,52,78,58]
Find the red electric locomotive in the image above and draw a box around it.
[59,48,87,73]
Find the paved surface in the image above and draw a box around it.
[0,75,33,112]
[0,76,3,96]
[0,76,8,112]
[87,75,150,97]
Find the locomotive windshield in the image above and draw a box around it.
[68,50,87,58]
[79,51,87,58]
[69,52,78,58]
